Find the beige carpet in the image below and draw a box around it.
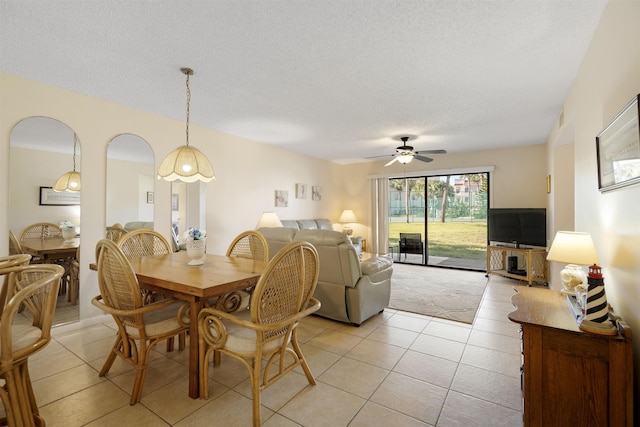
[388,263,489,324]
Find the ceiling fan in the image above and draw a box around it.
[367,136,447,166]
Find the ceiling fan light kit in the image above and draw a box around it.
[370,135,447,167]
[157,67,216,183]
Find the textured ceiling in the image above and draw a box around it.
[1,1,607,164]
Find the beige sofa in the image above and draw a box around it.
[257,227,393,325]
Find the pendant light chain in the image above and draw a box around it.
[184,68,193,148]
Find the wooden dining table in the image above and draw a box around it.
[20,237,79,260]
[123,251,266,398]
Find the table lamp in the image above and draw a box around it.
[338,210,357,236]
[255,212,282,229]
[546,231,599,294]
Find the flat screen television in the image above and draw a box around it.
[487,208,547,248]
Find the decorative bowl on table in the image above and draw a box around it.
[61,228,76,242]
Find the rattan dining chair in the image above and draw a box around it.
[8,231,24,256]
[68,247,80,305]
[0,254,32,315]
[198,241,321,426]
[213,230,270,313]
[19,222,63,241]
[91,239,190,405]
[105,224,127,243]
[0,264,63,426]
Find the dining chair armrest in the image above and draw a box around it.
[91,295,181,317]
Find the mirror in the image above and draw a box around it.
[106,134,155,231]
[171,181,206,250]
[9,117,81,325]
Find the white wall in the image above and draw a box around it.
[546,0,640,412]
[0,73,345,328]
[105,157,154,226]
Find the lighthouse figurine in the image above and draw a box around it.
[579,264,617,335]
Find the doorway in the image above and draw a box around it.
[388,172,489,271]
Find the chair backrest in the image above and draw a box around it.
[0,264,64,366]
[0,254,33,315]
[226,230,269,262]
[19,222,62,241]
[249,241,319,334]
[8,231,23,255]
[117,229,171,258]
[105,224,127,243]
[95,239,144,325]
[400,233,423,251]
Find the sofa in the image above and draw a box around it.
[257,227,393,325]
[278,218,364,255]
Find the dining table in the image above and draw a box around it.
[117,251,266,399]
[20,237,80,260]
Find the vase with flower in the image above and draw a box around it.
[59,220,76,242]
[185,228,206,265]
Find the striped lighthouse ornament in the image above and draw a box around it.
[579,264,617,335]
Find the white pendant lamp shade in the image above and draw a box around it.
[53,171,81,192]
[157,145,215,182]
[158,67,215,183]
[53,133,81,192]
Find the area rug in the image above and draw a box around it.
[388,263,489,324]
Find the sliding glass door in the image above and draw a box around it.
[389,172,489,271]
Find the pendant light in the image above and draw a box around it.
[157,67,215,183]
[53,133,81,192]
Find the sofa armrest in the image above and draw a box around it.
[361,256,393,276]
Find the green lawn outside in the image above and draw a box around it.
[389,221,487,260]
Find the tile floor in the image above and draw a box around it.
[16,274,527,426]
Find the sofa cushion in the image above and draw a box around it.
[257,227,296,242]
[315,219,332,230]
[124,221,154,231]
[361,256,393,275]
[293,229,350,246]
[296,219,318,230]
[280,220,300,230]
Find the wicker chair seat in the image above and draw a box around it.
[123,300,187,337]
[205,309,287,354]
[0,324,42,360]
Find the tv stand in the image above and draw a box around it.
[486,245,548,285]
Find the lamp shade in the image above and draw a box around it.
[339,209,358,223]
[547,231,599,265]
[53,171,81,192]
[157,145,215,183]
[256,212,282,229]
[397,154,413,164]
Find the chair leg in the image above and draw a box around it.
[251,358,262,427]
[129,341,150,405]
[291,331,316,385]
[100,335,122,377]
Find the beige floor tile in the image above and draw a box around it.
[278,382,365,427]
[318,357,389,399]
[474,306,513,322]
[38,381,131,427]
[450,364,522,411]
[330,319,379,338]
[393,350,458,389]
[141,376,222,424]
[84,404,170,426]
[32,363,104,406]
[410,334,466,362]
[234,370,314,411]
[365,324,419,348]
[467,329,521,355]
[262,413,303,426]
[306,329,363,355]
[348,402,429,427]
[295,343,341,376]
[472,317,520,337]
[297,321,332,344]
[422,320,471,343]
[479,298,517,313]
[438,390,523,426]
[60,334,121,363]
[369,372,447,425]
[430,317,472,328]
[460,345,521,378]
[204,353,252,388]
[109,353,189,399]
[174,389,274,427]
[345,338,406,370]
[28,340,86,381]
[382,313,430,333]
[54,323,118,347]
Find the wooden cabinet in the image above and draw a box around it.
[487,245,548,285]
[508,287,634,426]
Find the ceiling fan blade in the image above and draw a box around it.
[365,153,394,159]
[415,149,447,155]
[414,155,434,163]
[384,157,399,166]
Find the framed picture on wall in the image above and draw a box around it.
[295,183,307,199]
[39,186,80,206]
[312,185,322,201]
[275,190,288,207]
[596,94,640,192]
